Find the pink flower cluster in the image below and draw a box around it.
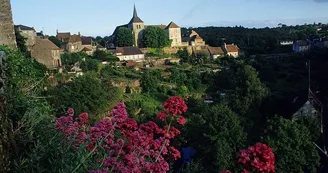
[55,96,188,173]
[220,143,275,173]
[157,96,188,126]
[238,143,275,173]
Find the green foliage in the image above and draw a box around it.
[48,36,62,48]
[143,26,171,48]
[146,48,171,59]
[125,94,162,123]
[215,59,268,115]
[177,48,190,62]
[190,53,210,65]
[263,117,320,173]
[61,52,88,70]
[185,104,246,172]
[141,70,162,93]
[48,73,111,117]
[93,49,119,62]
[80,58,100,72]
[94,36,110,47]
[14,28,29,56]
[295,116,321,142]
[115,27,134,47]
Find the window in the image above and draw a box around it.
[72,45,75,49]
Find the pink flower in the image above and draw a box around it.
[157,111,168,121]
[220,171,232,173]
[77,112,88,124]
[177,116,187,125]
[163,96,188,115]
[67,108,74,116]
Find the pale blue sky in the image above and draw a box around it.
[10,0,328,37]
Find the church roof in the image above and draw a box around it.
[165,22,180,29]
[129,5,143,24]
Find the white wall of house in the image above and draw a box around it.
[117,54,145,61]
[20,30,36,49]
[228,52,239,58]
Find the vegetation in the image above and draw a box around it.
[2,24,328,173]
[115,27,134,47]
[48,36,62,47]
[143,26,171,48]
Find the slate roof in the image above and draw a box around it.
[165,22,180,29]
[116,47,143,55]
[15,25,35,31]
[81,36,93,45]
[112,24,129,36]
[57,32,71,40]
[69,34,82,43]
[208,47,225,55]
[145,25,167,30]
[129,5,144,24]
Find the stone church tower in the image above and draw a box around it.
[0,0,17,48]
[128,5,144,47]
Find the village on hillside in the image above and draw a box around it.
[3,0,328,172]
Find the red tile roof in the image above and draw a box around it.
[208,47,224,55]
[69,34,82,43]
[226,44,239,53]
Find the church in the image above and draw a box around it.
[111,5,183,48]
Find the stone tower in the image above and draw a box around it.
[0,0,17,48]
[128,5,144,47]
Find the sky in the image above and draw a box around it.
[10,0,328,37]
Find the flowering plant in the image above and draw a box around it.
[221,143,275,173]
[55,96,188,173]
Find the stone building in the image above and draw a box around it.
[15,25,37,50]
[56,32,83,53]
[182,30,206,46]
[112,5,183,48]
[31,38,62,69]
[222,42,240,58]
[0,0,17,48]
[115,46,145,62]
[166,22,182,47]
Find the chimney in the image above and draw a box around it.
[78,32,80,36]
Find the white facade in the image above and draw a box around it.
[116,54,145,62]
[280,41,293,46]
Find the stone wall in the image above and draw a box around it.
[0,0,17,48]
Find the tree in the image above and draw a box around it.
[143,26,171,48]
[48,73,112,117]
[262,117,320,173]
[48,36,62,48]
[190,53,210,65]
[115,27,134,47]
[61,52,88,70]
[216,59,268,115]
[185,104,246,172]
[140,70,162,93]
[80,58,100,72]
[177,48,190,62]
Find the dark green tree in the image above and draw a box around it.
[216,59,268,115]
[115,27,134,47]
[190,53,210,65]
[185,104,246,172]
[48,73,111,117]
[176,48,190,62]
[48,36,62,48]
[140,70,162,93]
[143,26,171,48]
[80,58,100,72]
[263,117,320,173]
